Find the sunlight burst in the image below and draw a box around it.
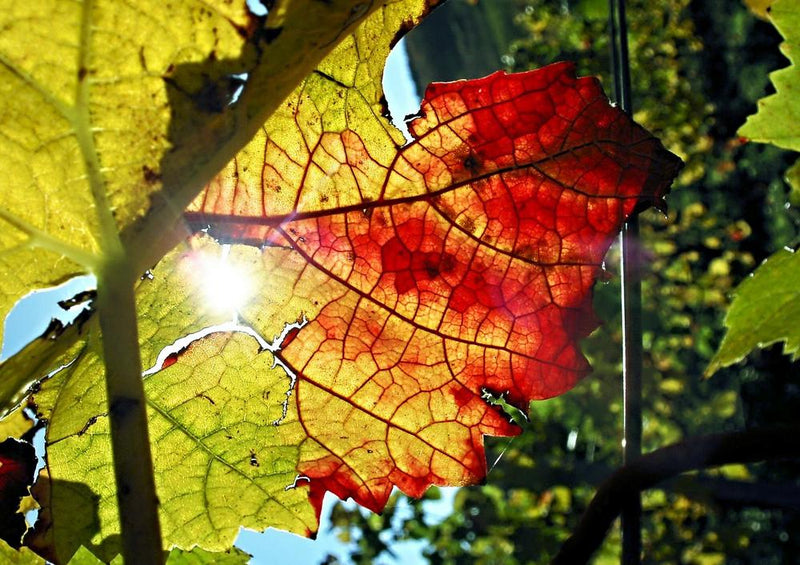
[198,245,253,316]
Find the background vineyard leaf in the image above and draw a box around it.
[709,0,800,373]
[738,0,800,152]
[744,0,775,20]
[708,248,800,373]
[789,159,800,203]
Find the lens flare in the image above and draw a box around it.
[197,245,252,316]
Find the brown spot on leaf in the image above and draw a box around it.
[142,165,161,185]
[460,216,476,234]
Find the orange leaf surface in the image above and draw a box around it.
[185,62,681,515]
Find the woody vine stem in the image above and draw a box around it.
[97,259,164,565]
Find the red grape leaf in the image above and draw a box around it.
[185,62,682,514]
[0,438,36,548]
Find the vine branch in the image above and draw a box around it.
[97,260,164,564]
[551,426,800,565]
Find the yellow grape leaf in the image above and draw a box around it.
[19,4,447,559]
[0,0,391,348]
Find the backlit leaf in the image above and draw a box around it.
[738,0,800,151]
[63,545,250,565]
[3,0,681,559]
[0,410,33,444]
[188,61,680,515]
[0,314,91,416]
[65,547,107,565]
[29,62,679,562]
[0,539,43,565]
[164,546,251,565]
[0,0,395,347]
[708,248,800,373]
[743,0,775,20]
[30,329,316,562]
[709,0,800,375]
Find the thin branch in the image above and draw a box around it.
[551,426,800,565]
[665,475,800,511]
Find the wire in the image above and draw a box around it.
[608,0,643,563]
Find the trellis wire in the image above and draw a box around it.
[608,0,643,564]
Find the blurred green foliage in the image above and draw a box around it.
[325,1,800,563]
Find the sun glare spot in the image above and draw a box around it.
[198,245,253,317]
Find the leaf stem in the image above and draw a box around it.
[96,259,164,565]
[0,209,99,270]
[74,0,127,261]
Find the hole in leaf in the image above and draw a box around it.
[1,276,96,360]
[382,37,420,142]
[246,0,270,17]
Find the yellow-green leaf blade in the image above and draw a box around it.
[0,314,91,415]
[0,0,253,348]
[192,0,441,225]
[0,0,388,348]
[738,0,800,151]
[708,248,800,374]
[0,539,44,565]
[165,547,251,565]
[33,331,316,562]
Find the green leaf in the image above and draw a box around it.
[0,0,391,346]
[16,1,444,557]
[0,408,33,442]
[707,248,800,374]
[62,545,250,565]
[743,0,775,20]
[0,1,416,558]
[0,314,90,415]
[0,539,44,565]
[65,547,105,565]
[787,158,800,205]
[165,546,251,565]
[30,329,316,562]
[738,0,800,151]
